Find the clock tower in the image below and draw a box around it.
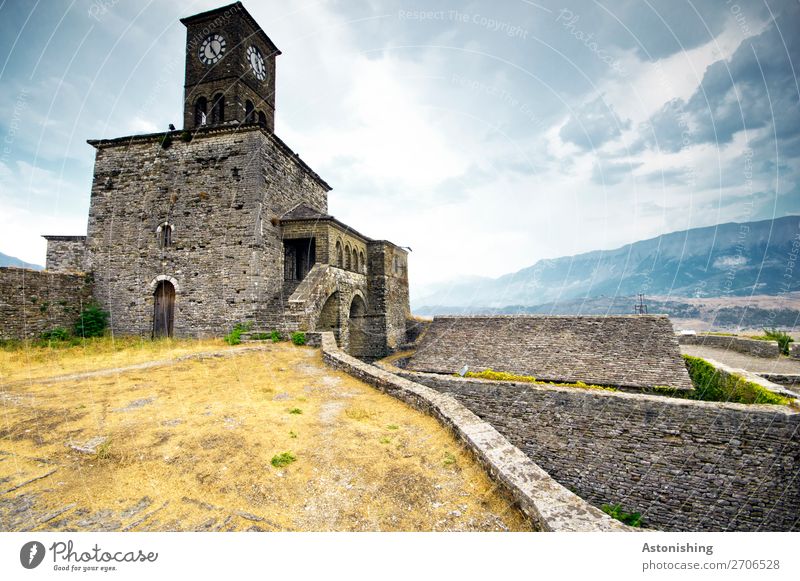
[180,2,280,131]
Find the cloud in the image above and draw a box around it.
[640,3,800,155]
[559,96,630,151]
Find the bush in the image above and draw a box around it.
[223,322,252,345]
[761,328,794,355]
[683,355,791,405]
[601,504,642,527]
[270,330,283,343]
[290,331,306,346]
[159,134,172,149]
[40,327,70,341]
[74,304,109,338]
[179,130,193,143]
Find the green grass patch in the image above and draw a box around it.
[683,355,792,405]
[288,408,303,415]
[386,424,399,430]
[270,451,296,468]
[601,503,642,527]
[462,368,617,391]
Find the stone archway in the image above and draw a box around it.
[347,294,369,357]
[317,291,340,332]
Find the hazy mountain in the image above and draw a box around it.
[414,216,800,312]
[0,252,43,270]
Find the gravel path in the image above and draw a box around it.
[680,345,800,374]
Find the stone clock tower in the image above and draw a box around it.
[180,2,280,131]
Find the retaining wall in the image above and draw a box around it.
[318,332,630,532]
[678,334,781,358]
[387,365,800,532]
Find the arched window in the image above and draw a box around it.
[257,111,267,126]
[245,100,255,123]
[335,240,343,267]
[158,224,173,248]
[344,245,352,270]
[211,93,225,124]
[359,250,365,273]
[194,97,207,127]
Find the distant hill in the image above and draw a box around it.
[414,216,800,312]
[0,252,43,270]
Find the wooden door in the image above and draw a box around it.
[153,281,175,338]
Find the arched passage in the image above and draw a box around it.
[153,280,176,338]
[348,294,369,357]
[317,291,340,333]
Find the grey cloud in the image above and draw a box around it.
[560,96,631,150]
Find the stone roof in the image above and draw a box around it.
[280,204,332,221]
[406,315,693,390]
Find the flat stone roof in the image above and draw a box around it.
[406,315,693,390]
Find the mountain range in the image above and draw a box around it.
[414,216,800,314]
[0,252,43,270]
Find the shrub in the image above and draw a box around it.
[601,503,642,527]
[179,130,193,143]
[159,134,172,149]
[683,355,791,405]
[270,330,283,343]
[760,328,794,355]
[223,322,252,345]
[40,327,70,341]
[270,451,296,468]
[74,304,109,338]
[290,331,306,346]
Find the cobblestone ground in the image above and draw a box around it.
[680,345,800,374]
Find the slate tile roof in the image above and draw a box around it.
[406,315,693,390]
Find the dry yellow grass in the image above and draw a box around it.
[0,340,529,531]
[0,336,233,384]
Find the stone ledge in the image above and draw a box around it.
[678,333,781,358]
[319,332,632,532]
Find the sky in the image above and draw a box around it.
[0,0,798,300]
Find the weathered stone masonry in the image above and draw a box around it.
[0,268,92,340]
[396,370,800,532]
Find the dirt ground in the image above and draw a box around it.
[0,340,529,532]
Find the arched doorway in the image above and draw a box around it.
[317,291,340,333]
[348,294,368,357]
[153,280,175,338]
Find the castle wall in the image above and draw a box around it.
[367,241,410,355]
[396,369,800,531]
[44,236,87,273]
[0,268,91,339]
[85,126,328,337]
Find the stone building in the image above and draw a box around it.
[39,2,410,357]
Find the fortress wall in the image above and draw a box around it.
[678,333,781,358]
[407,315,693,390]
[394,368,800,532]
[0,268,92,339]
[319,332,631,532]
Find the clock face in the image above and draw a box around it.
[246,45,267,81]
[199,34,226,65]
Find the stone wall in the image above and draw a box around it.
[319,332,630,532]
[394,368,800,531]
[408,315,692,390]
[367,241,410,354]
[0,268,92,339]
[790,343,800,359]
[84,125,329,338]
[678,333,781,358]
[43,236,87,273]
